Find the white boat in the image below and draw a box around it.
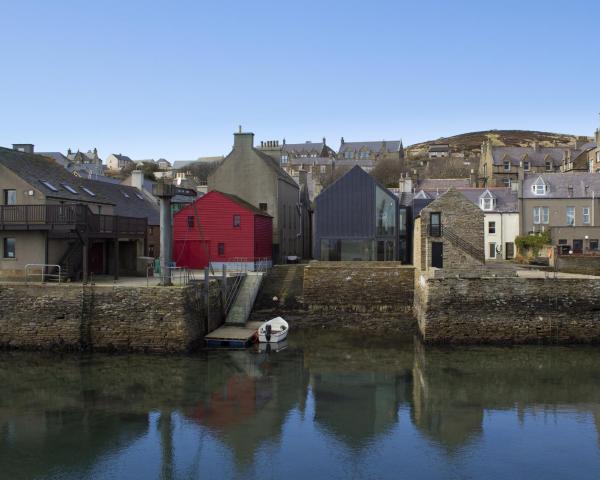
[257,317,289,343]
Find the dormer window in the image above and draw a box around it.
[545,161,553,171]
[532,177,547,195]
[344,151,354,160]
[503,161,510,172]
[359,151,370,159]
[523,161,530,171]
[479,190,496,211]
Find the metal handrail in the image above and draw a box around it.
[25,264,61,284]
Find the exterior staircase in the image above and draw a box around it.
[225,272,264,326]
[253,264,306,311]
[443,226,485,264]
[57,241,84,281]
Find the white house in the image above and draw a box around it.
[461,188,520,261]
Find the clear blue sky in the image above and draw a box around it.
[1,0,598,160]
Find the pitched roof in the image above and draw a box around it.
[282,141,327,156]
[0,147,159,223]
[491,144,597,167]
[216,191,272,217]
[522,172,600,199]
[416,178,471,190]
[36,152,70,167]
[457,188,518,212]
[428,144,450,152]
[288,156,334,166]
[109,153,133,163]
[338,140,402,154]
[253,148,298,187]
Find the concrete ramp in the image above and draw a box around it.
[225,272,264,325]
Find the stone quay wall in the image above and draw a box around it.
[556,255,600,276]
[415,272,600,344]
[303,262,415,313]
[0,281,225,353]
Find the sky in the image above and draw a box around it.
[0,0,599,160]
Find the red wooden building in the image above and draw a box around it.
[172,191,272,270]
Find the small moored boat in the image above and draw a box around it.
[258,317,289,343]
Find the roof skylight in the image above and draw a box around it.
[40,180,58,192]
[81,186,96,197]
[62,184,78,194]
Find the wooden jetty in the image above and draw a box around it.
[204,321,263,348]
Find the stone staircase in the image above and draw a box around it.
[225,272,264,326]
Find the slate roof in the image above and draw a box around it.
[36,152,70,167]
[282,141,328,156]
[0,147,159,224]
[109,153,133,163]
[254,149,298,187]
[334,159,375,168]
[338,140,402,154]
[522,173,600,199]
[288,156,334,166]
[491,144,596,167]
[416,178,471,190]
[216,191,272,217]
[458,188,518,213]
[428,144,450,153]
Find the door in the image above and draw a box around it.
[505,242,515,259]
[88,242,104,274]
[488,242,497,259]
[431,242,443,268]
[573,239,583,253]
[173,240,210,269]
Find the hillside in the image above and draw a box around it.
[406,130,591,157]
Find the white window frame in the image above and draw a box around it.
[583,207,591,224]
[488,221,496,234]
[480,198,493,210]
[532,181,546,195]
[533,207,541,224]
[542,207,549,224]
[523,161,530,171]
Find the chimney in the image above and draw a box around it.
[322,137,326,145]
[12,144,34,154]
[233,130,255,151]
[532,141,538,152]
[398,173,413,193]
[340,137,345,145]
[131,170,144,191]
[596,128,600,146]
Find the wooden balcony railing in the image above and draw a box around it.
[0,204,147,237]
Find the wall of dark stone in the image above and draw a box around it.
[0,281,224,352]
[415,273,600,344]
[556,255,600,276]
[303,261,415,313]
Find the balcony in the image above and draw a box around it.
[429,224,443,237]
[0,204,147,237]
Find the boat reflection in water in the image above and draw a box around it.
[2,331,600,479]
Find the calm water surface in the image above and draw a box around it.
[1,331,600,480]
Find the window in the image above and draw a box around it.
[489,243,497,259]
[62,184,78,194]
[488,221,496,234]
[590,239,599,251]
[81,187,96,196]
[583,207,591,225]
[503,178,511,187]
[320,165,326,173]
[121,191,130,198]
[136,193,144,200]
[344,151,354,160]
[523,161,530,171]
[566,206,575,226]
[359,151,369,159]
[503,161,510,172]
[545,161,553,171]
[233,214,241,228]
[430,212,442,236]
[533,207,549,224]
[480,197,494,211]
[558,239,567,245]
[532,180,546,195]
[187,216,194,229]
[3,238,15,258]
[41,180,58,192]
[3,189,16,205]
[218,243,225,256]
[375,186,396,236]
[281,154,289,164]
[259,203,267,212]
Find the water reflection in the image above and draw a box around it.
[1,332,600,479]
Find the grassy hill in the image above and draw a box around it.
[406,130,590,157]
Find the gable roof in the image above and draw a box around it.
[491,144,596,168]
[317,164,395,199]
[338,140,402,155]
[522,172,600,198]
[253,148,298,187]
[0,147,159,223]
[416,178,471,190]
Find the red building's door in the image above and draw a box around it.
[173,240,210,269]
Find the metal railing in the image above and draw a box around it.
[224,273,245,314]
[25,264,61,283]
[429,224,442,237]
[227,257,272,273]
[443,226,485,263]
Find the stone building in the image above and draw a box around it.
[520,173,600,255]
[208,130,309,263]
[106,153,134,171]
[478,138,596,187]
[413,189,485,271]
[337,138,404,172]
[427,144,450,159]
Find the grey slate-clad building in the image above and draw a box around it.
[314,166,399,261]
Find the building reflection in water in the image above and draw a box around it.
[2,333,600,477]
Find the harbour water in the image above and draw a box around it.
[2,331,600,479]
